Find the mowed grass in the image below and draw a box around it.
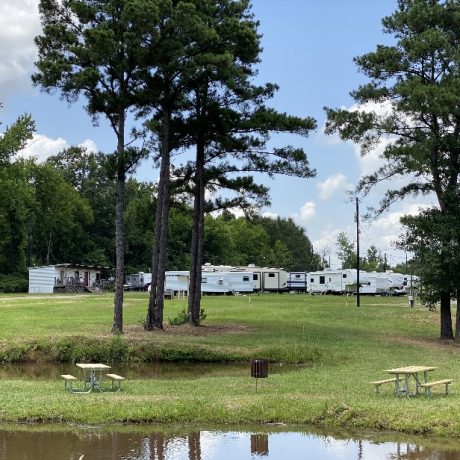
[0,292,459,435]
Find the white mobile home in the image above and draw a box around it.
[28,264,102,294]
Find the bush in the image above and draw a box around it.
[0,274,28,293]
[168,308,207,326]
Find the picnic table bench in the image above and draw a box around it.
[60,374,78,391]
[106,373,125,392]
[369,378,397,395]
[419,379,453,396]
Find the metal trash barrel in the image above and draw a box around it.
[251,359,268,379]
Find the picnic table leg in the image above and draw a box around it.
[395,374,400,396]
[415,372,420,395]
[404,374,409,396]
[97,369,104,392]
[423,370,429,396]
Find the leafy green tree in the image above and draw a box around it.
[325,0,460,339]
[364,245,385,272]
[400,209,460,338]
[257,216,320,271]
[0,111,35,164]
[336,232,357,270]
[28,162,94,265]
[34,0,155,333]
[0,108,35,275]
[0,161,34,274]
[48,147,116,267]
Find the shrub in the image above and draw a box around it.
[0,274,28,293]
[168,309,207,326]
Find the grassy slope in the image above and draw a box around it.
[0,292,459,435]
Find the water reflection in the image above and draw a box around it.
[0,362,299,381]
[0,427,458,460]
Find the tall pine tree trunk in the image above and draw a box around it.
[112,116,126,334]
[188,139,205,325]
[146,110,171,330]
[440,290,454,339]
[455,289,460,341]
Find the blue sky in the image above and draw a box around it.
[1,0,424,268]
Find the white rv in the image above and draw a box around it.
[360,273,391,295]
[287,272,308,291]
[164,271,190,294]
[164,270,253,295]
[308,269,369,294]
[124,272,152,291]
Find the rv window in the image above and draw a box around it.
[319,276,325,284]
[310,278,314,283]
[243,276,250,282]
[329,277,331,282]
[253,274,258,280]
[201,278,207,284]
[342,274,347,278]
[295,274,301,279]
[268,273,275,278]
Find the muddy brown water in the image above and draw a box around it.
[0,361,297,380]
[0,426,459,459]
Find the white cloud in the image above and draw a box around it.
[18,134,68,162]
[366,201,435,247]
[262,211,278,219]
[310,200,436,269]
[18,133,99,162]
[317,173,352,200]
[292,201,316,226]
[312,225,344,253]
[78,139,98,153]
[0,0,41,91]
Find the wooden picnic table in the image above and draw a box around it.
[76,363,111,392]
[384,365,436,396]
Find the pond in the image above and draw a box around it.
[0,425,459,459]
[0,361,299,380]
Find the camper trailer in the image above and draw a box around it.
[287,272,308,292]
[124,272,152,291]
[308,269,369,294]
[164,271,190,295]
[202,264,288,293]
[164,270,253,295]
[360,273,391,295]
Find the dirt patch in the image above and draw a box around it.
[385,334,460,352]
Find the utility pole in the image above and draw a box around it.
[355,197,360,307]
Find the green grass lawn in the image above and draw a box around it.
[0,292,459,435]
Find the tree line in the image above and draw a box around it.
[0,140,321,285]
